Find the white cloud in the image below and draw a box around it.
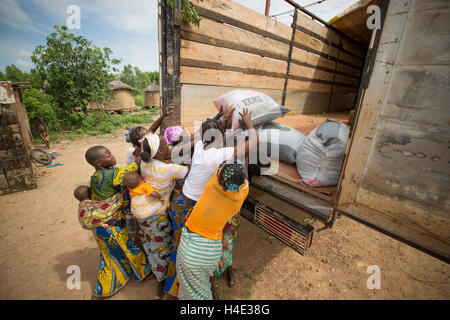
[233,0,360,25]
[0,0,44,34]
[29,0,158,35]
[16,49,33,68]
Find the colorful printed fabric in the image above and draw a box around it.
[164,126,183,145]
[164,190,197,297]
[137,159,188,218]
[92,224,151,297]
[218,163,247,193]
[90,162,139,201]
[136,212,173,281]
[215,212,240,276]
[176,227,222,300]
[78,194,123,230]
[185,170,249,241]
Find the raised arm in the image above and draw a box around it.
[233,108,259,159]
[149,103,174,134]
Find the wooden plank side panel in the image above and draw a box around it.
[180,84,337,128]
[181,39,287,76]
[182,16,290,61]
[188,1,364,67]
[180,66,285,90]
[190,0,292,42]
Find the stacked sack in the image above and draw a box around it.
[214,90,349,187]
[296,120,349,187]
[213,89,290,130]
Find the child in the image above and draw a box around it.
[74,185,122,230]
[84,146,151,299]
[176,160,249,300]
[37,117,50,149]
[122,171,167,220]
[136,132,189,299]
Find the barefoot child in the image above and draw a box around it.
[84,146,151,299]
[37,117,50,149]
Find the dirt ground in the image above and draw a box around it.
[1,114,449,300]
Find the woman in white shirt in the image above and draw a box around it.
[163,107,259,298]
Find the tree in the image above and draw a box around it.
[119,64,159,94]
[31,25,120,114]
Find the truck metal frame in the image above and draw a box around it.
[158,0,450,263]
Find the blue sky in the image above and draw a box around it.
[0,0,358,74]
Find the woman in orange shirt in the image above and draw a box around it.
[176,160,249,300]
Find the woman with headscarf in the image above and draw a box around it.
[163,107,258,299]
[176,160,249,300]
[132,131,188,298]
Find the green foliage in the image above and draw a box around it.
[0,65,43,89]
[119,64,159,93]
[71,109,158,137]
[31,25,120,114]
[134,92,145,107]
[23,88,58,130]
[167,0,201,27]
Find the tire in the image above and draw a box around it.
[30,148,52,165]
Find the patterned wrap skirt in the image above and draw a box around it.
[137,212,173,281]
[92,224,151,297]
[176,227,222,300]
[215,212,240,276]
[164,190,197,297]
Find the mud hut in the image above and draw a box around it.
[105,78,136,111]
[144,82,160,108]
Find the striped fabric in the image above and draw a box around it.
[176,227,222,300]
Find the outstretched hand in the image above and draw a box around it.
[238,108,253,129]
[164,103,175,118]
[224,105,235,119]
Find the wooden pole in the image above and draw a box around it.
[265,0,271,16]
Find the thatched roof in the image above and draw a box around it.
[110,78,135,91]
[144,82,159,92]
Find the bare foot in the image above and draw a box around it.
[210,277,217,300]
[227,266,235,288]
[144,272,156,281]
[154,280,164,300]
[91,295,107,300]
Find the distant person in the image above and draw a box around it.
[176,160,249,300]
[84,145,151,299]
[37,117,50,149]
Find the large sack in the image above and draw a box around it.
[213,90,290,130]
[296,120,349,187]
[258,122,305,164]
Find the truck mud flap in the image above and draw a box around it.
[241,197,314,255]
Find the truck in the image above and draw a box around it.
[157,0,449,263]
